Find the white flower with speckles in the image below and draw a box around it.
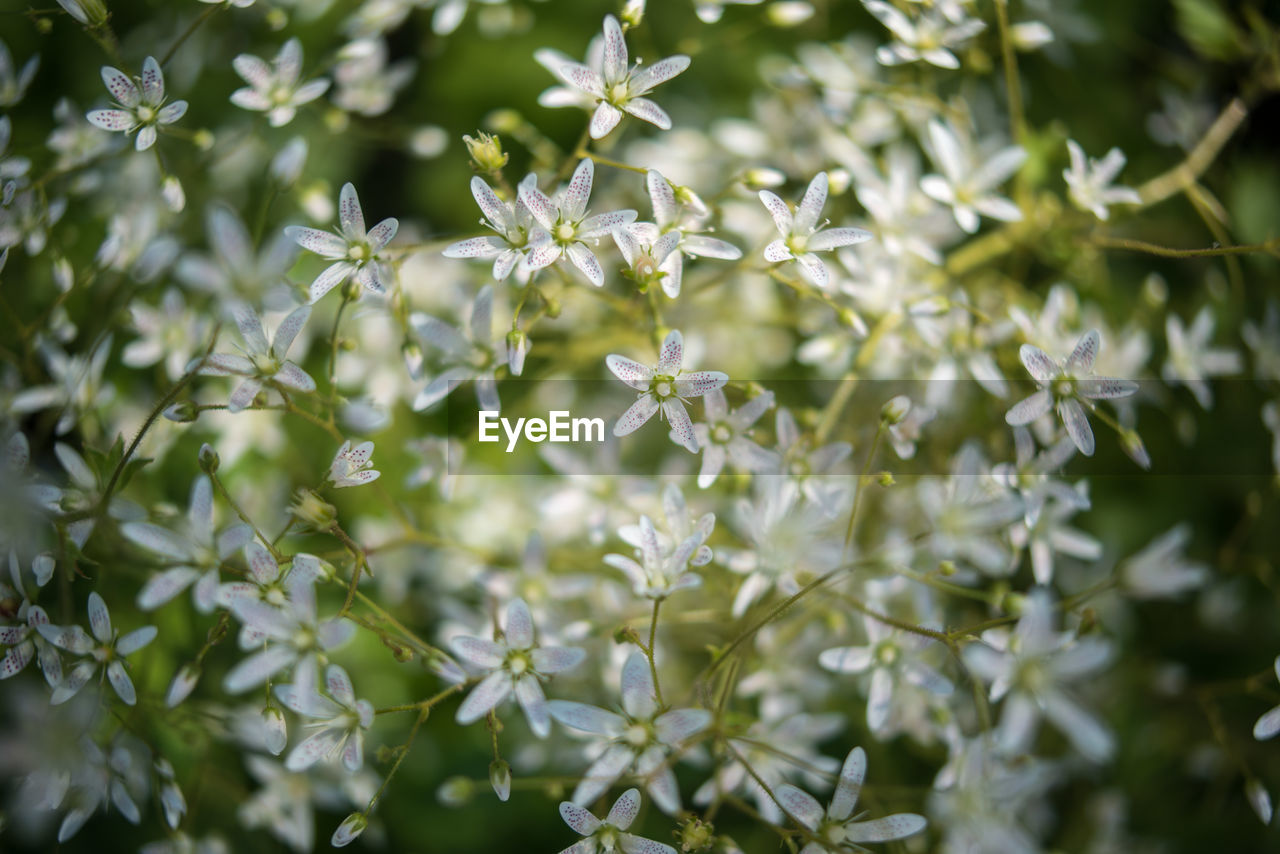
[328,440,380,488]
[1005,329,1138,457]
[451,597,586,738]
[557,788,675,854]
[775,746,927,852]
[230,38,330,127]
[275,664,374,772]
[86,57,187,151]
[518,159,637,287]
[545,14,690,139]
[548,650,711,815]
[606,329,728,453]
[286,183,398,303]
[760,172,871,290]
[197,304,315,413]
[443,175,550,281]
[37,592,157,706]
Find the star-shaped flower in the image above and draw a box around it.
[451,597,586,738]
[327,440,380,488]
[275,663,374,773]
[548,14,690,139]
[518,159,636,287]
[920,119,1026,234]
[1005,329,1138,457]
[443,175,551,281]
[548,650,711,814]
[760,172,872,290]
[285,183,398,303]
[86,57,188,151]
[606,329,728,453]
[557,788,675,854]
[1062,140,1141,221]
[37,592,157,706]
[198,304,316,413]
[775,746,927,853]
[230,38,330,127]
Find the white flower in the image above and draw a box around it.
[1062,140,1141,220]
[230,38,330,127]
[1119,523,1208,599]
[605,484,715,599]
[548,650,711,814]
[37,592,157,706]
[275,663,374,772]
[775,746,927,852]
[606,329,729,453]
[442,175,551,281]
[773,407,852,517]
[198,304,316,413]
[222,560,354,695]
[122,473,254,612]
[518,158,637,287]
[411,284,506,412]
[1254,655,1280,740]
[285,183,398,302]
[1005,329,1138,457]
[86,57,187,151]
[760,172,872,290]
[328,440,380,488]
[920,119,1026,233]
[450,597,586,738]
[819,616,954,736]
[1163,306,1242,408]
[556,788,676,854]
[546,14,690,139]
[864,0,985,69]
[692,388,778,487]
[621,169,742,298]
[0,38,39,107]
[332,38,415,117]
[963,588,1115,761]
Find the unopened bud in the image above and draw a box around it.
[621,0,646,28]
[1120,429,1151,470]
[838,307,868,335]
[164,401,199,423]
[506,329,529,377]
[489,759,511,802]
[463,132,508,174]
[197,443,219,472]
[877,471,895,487]
[331,813,368,847]
[742,167,786,190]
[437,776,475,807]
[263,706,287,755]
[678,816,716,851]
[56,0,108,27]
[290,488,338,530]
[162,176,185,212]
[938,560,957,576]
[193,129,215,151]
[881,395,911,425]
[767,1,815,26]
[52,257,74,293]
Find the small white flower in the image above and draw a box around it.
[328,440,380,488]
[451,597,586,738]
[605,484,715,600]
[230,38,331,127]
[518,159,637,287]
[198,304,316,413]
[411,284,506,412]
[548,650,711,814]
[760,172,872,290]
[1163,306,1242,409]
[920,119,1026,233]
[1119,524,1208,599]
[1062,140,1142,220]
[556,788,676,854]
[86,57,187,151]
[775,746,927,852]
[443,175,551,281]
[545,14,690,139]
[692,388,778,487]
[275,663,374,772]
[37,592,157,706]
[606,329,728,453]
[1005,329,1138,457]
[286,183,398,303]
[864,0,985,69]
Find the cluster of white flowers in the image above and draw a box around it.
[2,1,1279,852]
